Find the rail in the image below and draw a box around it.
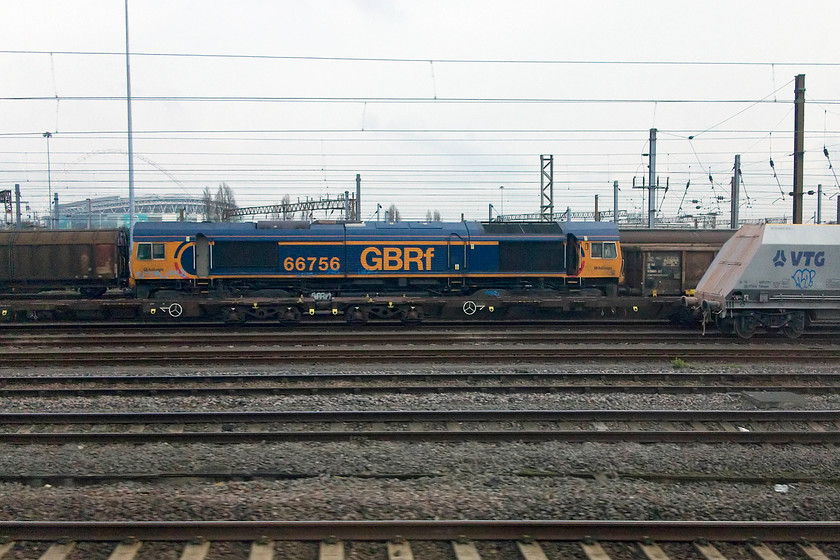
[0,519,838,541]
[1,409,838,445]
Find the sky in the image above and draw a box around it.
[2,0,840,225]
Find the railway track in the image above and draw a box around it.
[3,325,840,364]
[3,325,840,346]
[1,370,839,397]
[2,409,838,444]
[3,343,840,365]
[6,466,840,488]
[2,327,837,554]
[3,325,840,365]
[0,520,837,559]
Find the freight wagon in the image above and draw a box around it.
[620,229,735,296]
[688,223,840,338]
[0,229,128,297]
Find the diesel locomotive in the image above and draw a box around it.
[130,219,623,299]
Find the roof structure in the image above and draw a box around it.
[58,196,205,217]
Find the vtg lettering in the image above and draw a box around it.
[361,247,435,271]
[790,251,825,267]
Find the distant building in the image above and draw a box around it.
[56,195,207,229]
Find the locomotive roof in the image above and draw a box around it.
[132,220,619,239]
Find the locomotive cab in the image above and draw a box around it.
[562,223,623,296]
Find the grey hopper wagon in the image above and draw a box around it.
[687,223,840,338]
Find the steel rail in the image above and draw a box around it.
[3,371,839,384]
[2,408,839,444]
[0,326,689,337]
[3,430,840,444]
[3,344,840,364]
[4,469,840,487]
[0,318,674,329]
[1,409,838,424]
[0,330,746,345]
[3,329,840,347]
[1,383,837,397]
[0,519,837,542]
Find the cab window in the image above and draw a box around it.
[137,243,165,260]
[590,242,617,259]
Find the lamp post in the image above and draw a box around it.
[499,186,504,219]
[43,132,52,228]
[125,0,136,246]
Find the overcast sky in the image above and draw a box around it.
[2,0,839,224]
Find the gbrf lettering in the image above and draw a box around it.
[361,247,435,271]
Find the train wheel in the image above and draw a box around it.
[781,311,806,339]
[346,306,369,326]
[280,306,302,326]
[714,314,735,335]
[222,307,245,324]
[669,306,694,327]
[80,287,106,299]
[733,313,757,339]
[400,305,423,325]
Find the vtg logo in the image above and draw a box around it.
[773,248,826,290]
[772,249,825,268]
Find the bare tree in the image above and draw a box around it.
[281,194,292,220]
[433,209,441,221]
[387,203,401,222]
[425,210,432,221]
[269,195,292,221]
[202,183,238,221]
[215,183,237,221]
[201,186,214,221]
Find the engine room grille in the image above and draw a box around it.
[499,241,565,272]
[212,241,279,269]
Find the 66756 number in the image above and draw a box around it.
[283,256,341,272]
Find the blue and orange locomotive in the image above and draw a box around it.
[130,220,623,298]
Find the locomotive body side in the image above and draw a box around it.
[130,220,622,297]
